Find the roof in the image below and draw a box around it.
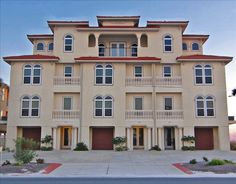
[3,54,59,64]
[97,16,140,27]
[75,57,161,62]
[27,34,53,43]
[176,54,233,63]
[147,20,189,32]
[47,21,89,32]
[97,16,140,19]
[182,34,209,43]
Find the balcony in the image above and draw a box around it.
[53,77,80,92]
[156,110,184,120]
[125,110,153,119]
[126,77,152,86]
[156,77,182,87]
[52,110,80,120]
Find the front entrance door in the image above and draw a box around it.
[133,127,144,149]
[164,127,175,150]
[61,127,72,149]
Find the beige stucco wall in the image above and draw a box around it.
[33,39,54,55]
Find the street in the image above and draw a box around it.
[1,177,236,184]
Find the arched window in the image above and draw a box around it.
[194,64,212,84]
[98,44,105,56]
[196,96,204,117]
[31,96,40,117]
[36,43,44,51]
[104,96,113,117]
[48,43,53,51]
[23,65,32,84]
[131,44,138,56]
[64,35,73,52]
[164,35,172,52]
[206,96,214,117]
[88,34,96,47]
[192,43,199,50]
[21,96,30,117]
[140,34,148,47]
[95,96,103,117]
[33,65,41,84]
[95,64,113,85]
[182,43,187,50]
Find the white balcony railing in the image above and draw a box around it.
[126,77,153,86]
[52,110,80,120]
[53,77,80,86]
[125,110,153,119]
[155,77,182,87]
[156,110,184,120]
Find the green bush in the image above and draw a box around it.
[189,159,197,164]
[40,146,53,151]
[41,135,53,150]
[203,157,209,162]
[230,141,236,150]
[181,136,195,143]
[223,159,235,164]
[74,142,88,151]
[150,145,161,151]
[207,159,225,166]
[13,137,38,164]
[181,146,195,151]
[112,136,127,151]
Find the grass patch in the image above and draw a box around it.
[207,159,235,166]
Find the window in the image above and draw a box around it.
[164,35,172,52]
[63,97,72,110]
[131,44,138,56]
[64,66,72,77]
[182,43,187,50]
[64,35,73,52]
[134,66,142,77]
[36,43,44,51]
[48,43,53,51]
[110,43,125,56]
[164,97,173,110]
[21,96,40,117]
[24,65,32,84]
[94,96,113,117]
[134,97,143,110]
[95,64,113,85]
[163,65,172,77]
[195,96,215,117]
[194,65,212,84]
[99,44,105,56]
[192,43,199,50]
[33,65,41,84]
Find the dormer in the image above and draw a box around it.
[97,16,140,27]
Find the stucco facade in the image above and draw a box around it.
[3,16,232,151]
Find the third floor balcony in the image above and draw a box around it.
[53,76,80,92]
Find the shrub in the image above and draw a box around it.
[74,142,88,151]
[203,157,209,162]
[41,135,53,151]
[223,159,235,164]
[150,145,161,151]
[181,146,195,151]
[189,159,197,164]
[230,141,236,150]
[40,146,53,151]
[181,136,195,143]
[207,159,225,166]
[13,137,38,164]
[112,136,127,151]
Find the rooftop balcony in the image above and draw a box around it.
[53,76,80,92]
[52,110,80,120]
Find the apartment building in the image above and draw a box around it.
[3,16,233,150]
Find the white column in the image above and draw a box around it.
[130,128,133,150]
[71,127,77,150]
[147,128,152,150]
[126,128,131,150]
[158,128,163,150]
[174,127,179,150]
[178,128,183,150]
[152,128,156,147]
[52,127,57,150]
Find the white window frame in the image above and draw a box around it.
[63,96,73,110]
[192,42,200,51]
[64,65,73,77]
[98,43,105,56]
[164,97,173,110]
[163,65,172,77]
[23,64,41,85]
[95,64,113,85]
[194,64,213,85]
[110,42,126,57]
[205,96,215,117]
[163,35,173,52]
[134,65,143,78]
[21,95,40,118]
[131,43,138,57]
[23,64,32,85]
[94,96,103,117]
[94,95,113,117]
[134,96,143,110]
[195,96,215,117]
[21,96,31,117]
[31,96,40,117]
[104,96,113,117]
[64,34,73,52]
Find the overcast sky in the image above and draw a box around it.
[0,0,235,116]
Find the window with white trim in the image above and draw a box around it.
[33,65,41,84]
[131,44,138,56]
[95,64,113,85]
[94,96,113,117]
[182,43,187,50]
[24,65,32,84]
[194,64,212,84]
[206,96,214,116]
[36,43,44,51]
[195,96,215,117]
[164,97,173,110]
[23,64,41,84]
[63,97,72,110]
[21,96,30,117]
[64,66,72,77]
[31,96,40,116]
[64,35,73,52]
[21,95,40,117]
[99,44,105,56]
[48,43,53,51]
[134,97,143,110]
[192,43,199,50]
[164,35,172,52]
[163,65,172,77]
[110,43,125,56]
[134,66,142,77]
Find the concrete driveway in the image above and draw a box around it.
[2,150,236,176]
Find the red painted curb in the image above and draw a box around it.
[173,163,193,175]
[42,163,61,174]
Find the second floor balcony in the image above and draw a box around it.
[53,76,80,92]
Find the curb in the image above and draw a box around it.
[42,163,61,174]
[173,163,193,175]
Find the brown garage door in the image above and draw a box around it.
[92,128,113,150]
[195,128,213,150]
[23,127,41,143]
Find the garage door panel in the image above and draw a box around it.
[195,128,213,150]
[22,127,41,149]
[92,128,113,150]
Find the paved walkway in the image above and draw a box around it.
[2,150,236,176]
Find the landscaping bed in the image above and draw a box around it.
[0,163,49,174]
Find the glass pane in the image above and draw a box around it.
[207,109,214,116]
[64,128,69,146]
[105,69,112,76]
[34,68,40,75]
[111,48,117,56]
[49,43,53,50]
[205,69,212,75]
[65,73,72,77]
[135,66,142,74]
[24,69,31,75]
[205,77,212,84]
[165,46,172,51]
[24,77,31,84]
[197,109,204,116]
[206,101,213,108]
[65,46,72,51]
[65,67,72,74]
[195,69,202,76]
[196,77,203,84]
[95,101,102,108]
[105,77,112,84]
[165,40,171,45]
[96,69,103,76]
[135,98,143,110]
[22,109,29,116]
[165,98,172,110]
[32,101,39,108]
[33,77,40,84]
[139,128,144,146]
[105,109,112,116]
[119,48,125,56]
[95,109,102,116]
[22,101,29,108]
[64,98,72,110]
[105,101,112,108]
[164,66,171,73]
[65,39,72,44]
[96,77,103,84]
[197,101,204,108]
[31,109,39,116]
[133,128,137,146]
